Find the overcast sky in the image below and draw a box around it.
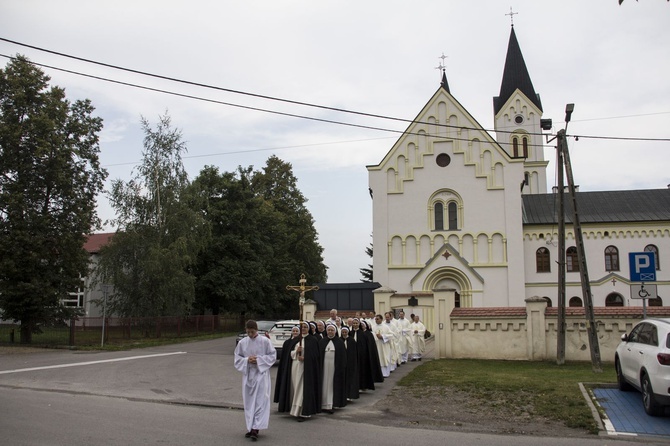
[1,1,669,283]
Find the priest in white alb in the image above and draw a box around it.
[234,320,277,441]
[372,314,393,377]
[409,315,426,361]
[396,310,411,364]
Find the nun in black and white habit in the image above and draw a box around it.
[274,321,322,421]
[340,326,360,401]
[318,323,347,413]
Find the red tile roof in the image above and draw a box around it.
[451,307,527,317]
[546,306,670,317]
[84,232,114,254]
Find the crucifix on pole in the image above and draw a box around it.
[286,274,319,324]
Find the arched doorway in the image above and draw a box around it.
[422,267,473,307]
[605,293,624,307]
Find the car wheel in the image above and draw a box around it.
[615,359,631,391]
[642,373,663,416]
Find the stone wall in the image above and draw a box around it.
[373,286,670,362]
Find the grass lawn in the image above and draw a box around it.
[398,359,616,432]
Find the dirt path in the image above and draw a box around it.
[362,386,593,437]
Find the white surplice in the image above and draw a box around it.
[396,316,411,362]
[408,321,426,360]
[234,334,277,431]
[372,321,392,377]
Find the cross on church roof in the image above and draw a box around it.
[435,52,447,74]
[505,6,518,27]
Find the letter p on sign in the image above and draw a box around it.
[629,252,656,282]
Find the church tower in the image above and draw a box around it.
[493,26,548,194]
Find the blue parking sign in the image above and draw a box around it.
[629,252,656,282]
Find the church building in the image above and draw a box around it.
[367,26,669,312]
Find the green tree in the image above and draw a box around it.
[360,238,373,282]
[191,166,276,316]
[251,156,327,315]
[0,56,107,343]
[96,113,207,318]
[191,156,327,318]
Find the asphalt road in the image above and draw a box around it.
[0,337,666,446]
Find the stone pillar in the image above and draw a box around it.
[303,299,317,321]
[526,296,548,360]
[373,286,396,317]
[433,287,456,359]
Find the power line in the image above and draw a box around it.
[1,38,669,146]
[0,52,550,154]
[103,136,396,168]
[0,37,556,142]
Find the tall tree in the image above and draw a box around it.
[251,156,327,315]
[0,56,107,343]
[360,238,373,282]
[191,156,327,318]
[96,113,206,318]
[191,166,276,316]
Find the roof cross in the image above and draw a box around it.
[435,52,448,73]
[505,6,518,27]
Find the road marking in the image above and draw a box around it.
[0,351,187,375]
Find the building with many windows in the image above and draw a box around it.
[367,26,669,313]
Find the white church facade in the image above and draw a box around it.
[367,27,669,311]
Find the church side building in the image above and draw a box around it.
[367,26,669,315]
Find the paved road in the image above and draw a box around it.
[0,337,667,446]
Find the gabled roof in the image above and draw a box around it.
[522,189,670,225]
[84,232,114,254]
[493,27,542,115]
[368,75,513,170]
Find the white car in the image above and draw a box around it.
[234,320,276,346]
[267,320,301,357]
[615,318,670,416]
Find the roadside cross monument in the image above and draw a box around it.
[286,274,319,324]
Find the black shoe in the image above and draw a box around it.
[250,429,258,441]
[323,409,334,414]
[297,417,306,422]
[245,431,252,438]
[418,358,422,361]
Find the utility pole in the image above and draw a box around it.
[556,141,566,365]
[557,104,602,372]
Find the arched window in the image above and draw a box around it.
[434,202,444,230]
[649,297,663,307]
[429,189,463,232]
[447,202,458,230]
[605,293,624,307]
[512,137,519,157]
[543,297,552,308]
[536,247,550,272]
[645,244,660,270]
[604,246,619,271]
[522,137,529,158]
[569,296,583,307]
[566,247,579,272]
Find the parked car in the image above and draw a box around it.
[267,320,301,357]
[235,320,276,346]
[615,318,670,416]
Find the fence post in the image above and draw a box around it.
[69,318,75,346]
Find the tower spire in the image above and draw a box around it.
[493,26,542,115]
